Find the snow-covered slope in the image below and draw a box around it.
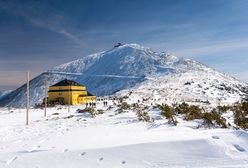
[117,70,248,106]
[0,44,247,107]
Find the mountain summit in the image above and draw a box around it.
[0,43,247,107]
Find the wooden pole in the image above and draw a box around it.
[26,71,29,125]
[68,85,70,113]
[44,80,48,117]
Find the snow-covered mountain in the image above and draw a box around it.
[0,90,11,101]
[0,43,247,107]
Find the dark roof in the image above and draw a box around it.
[51,79,84,87]
[78,92,95,97]
[87,91,94,96]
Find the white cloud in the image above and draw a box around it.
[0,1,85,47]
[169,38,248,58]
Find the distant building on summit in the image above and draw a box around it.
[47,79,96,105]
[114,42,123,48]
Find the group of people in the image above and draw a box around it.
[85,102,96,108]
[84,100,109,108]
[103,101,108,106]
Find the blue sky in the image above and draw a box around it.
[0,0,248,90]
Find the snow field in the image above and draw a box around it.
[0,100,248,168]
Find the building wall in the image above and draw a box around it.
[48,85,95,105]
[48,90,68,104]
[78,96,97,104]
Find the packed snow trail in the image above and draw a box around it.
[47,71,143,79]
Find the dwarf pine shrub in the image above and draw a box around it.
[184,105,203,121]
[97,109,104,115]
[158,104,178,126]
[117,102,131,113]
[202,110,227,128]
[136,109,152,122]
[233,99,248,129]
[216,105,231,114]
[175,102,189,114]
[131,103,139,110]
[77,107,96,117]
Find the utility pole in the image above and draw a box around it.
[68,85,71,113]
[44,80,48,117]
[26,71,29,125]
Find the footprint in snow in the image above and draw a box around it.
[6,156,18,164]
[212,136,220,139]
[233,144,246,152]
[98,157,104,161]
[62,149,69,153]
[80,152,86,156]
[121,160,126,164]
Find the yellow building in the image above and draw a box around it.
[48,79,96,105]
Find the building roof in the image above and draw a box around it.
[78,92,95,97]
[87,91,94,96]
[51,79,84,87]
